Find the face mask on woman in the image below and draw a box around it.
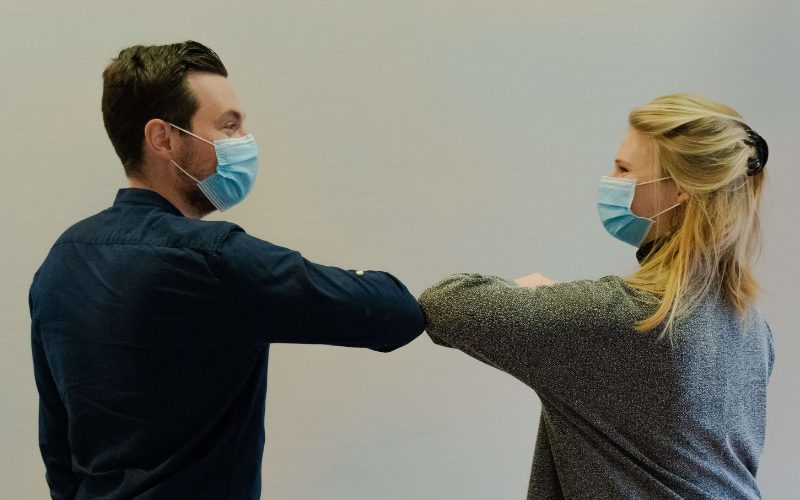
[597,176,681,247]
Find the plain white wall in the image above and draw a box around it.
[2,1,798,498]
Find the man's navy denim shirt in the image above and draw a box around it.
[29,188,425,499]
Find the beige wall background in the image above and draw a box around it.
[2,1,798,498]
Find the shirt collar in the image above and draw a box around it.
[113,188,184,216]
[636,236,669,264]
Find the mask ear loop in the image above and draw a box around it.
[166,122,214,183]
[636,176,682,220]
[650,201,682,220]
[636,176,672,186]
[167,122,215,146]
[170,159,201,183]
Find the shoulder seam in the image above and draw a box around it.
[213,223,241,252]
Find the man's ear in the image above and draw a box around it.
[143,119,176,160]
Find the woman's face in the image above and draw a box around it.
[611,129,687,242]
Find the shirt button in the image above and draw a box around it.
[355,270,365,276]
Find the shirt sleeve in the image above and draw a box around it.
[212,227,425,351]
[31,290,80,499]
[418,273,636,391]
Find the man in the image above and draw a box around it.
[29,41,424,499]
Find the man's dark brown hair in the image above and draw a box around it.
[101,41,228,178]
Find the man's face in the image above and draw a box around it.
[174,72,248,216]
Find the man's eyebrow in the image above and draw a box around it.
[216,110,244,124]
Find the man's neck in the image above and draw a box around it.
[128,177,196,218]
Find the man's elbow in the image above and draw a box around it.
[369,300,425,353]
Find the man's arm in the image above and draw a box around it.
[213,228,425,351]
[31,308,80,499]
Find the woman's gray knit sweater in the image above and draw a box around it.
[418,271,773,499]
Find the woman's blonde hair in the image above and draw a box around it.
[624,93,766,333]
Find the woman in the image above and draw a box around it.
[419,94,773,499]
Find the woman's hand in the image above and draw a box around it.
[514,273,557,288]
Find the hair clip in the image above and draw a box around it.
[743,125,768,176]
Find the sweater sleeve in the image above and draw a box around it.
[418,273,642,391]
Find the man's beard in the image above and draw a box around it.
[177,146,216,218]
[186,183,216,218]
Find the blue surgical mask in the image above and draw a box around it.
[597,176,681,247]
[168,123,259,212]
